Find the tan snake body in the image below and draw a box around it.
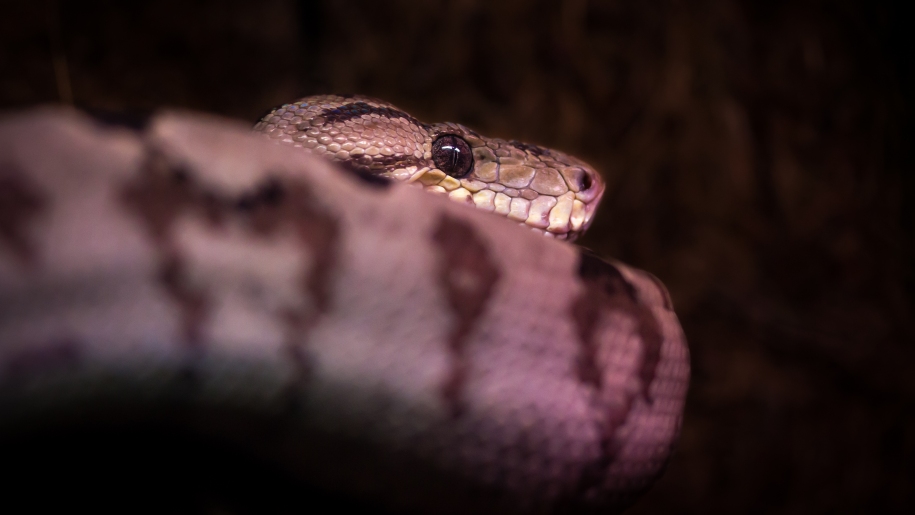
[0,100,689,513]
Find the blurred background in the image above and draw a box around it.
[2,0,912,513]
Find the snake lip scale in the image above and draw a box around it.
[0,102,689,514]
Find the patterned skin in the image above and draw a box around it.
[254,95,605,241]
[0,107,689,514]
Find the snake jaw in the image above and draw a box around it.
[254,95,605,241]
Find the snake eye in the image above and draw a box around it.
[432,135,473,178]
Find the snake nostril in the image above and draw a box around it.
[580,172,593,192]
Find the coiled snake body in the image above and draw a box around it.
[0,97,689,513]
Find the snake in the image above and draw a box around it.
[0,97,689,514]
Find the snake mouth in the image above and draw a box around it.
[409,174,602,242]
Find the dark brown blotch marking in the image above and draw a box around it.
[370,155,428,171]
[574,250,663,402]
[431,215,501,418]
[3,339,81,382]
[121,151,216,347]
[121,149,341,366]
[234,178,285,214]
[569,250,664,497]
[337,153,429,180]
[319,101,424,127]
[238,175,340,317]
[0,163,49,266]
[335,161,394,189]
[120,151,207,245]
[235,176,340,412]
[157,255,208,346]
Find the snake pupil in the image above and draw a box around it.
[432,135,473,178]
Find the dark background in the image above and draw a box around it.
[2,0,912,513]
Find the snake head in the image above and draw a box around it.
[254,94,605,241]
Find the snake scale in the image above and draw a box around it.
[0,96,689,514]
